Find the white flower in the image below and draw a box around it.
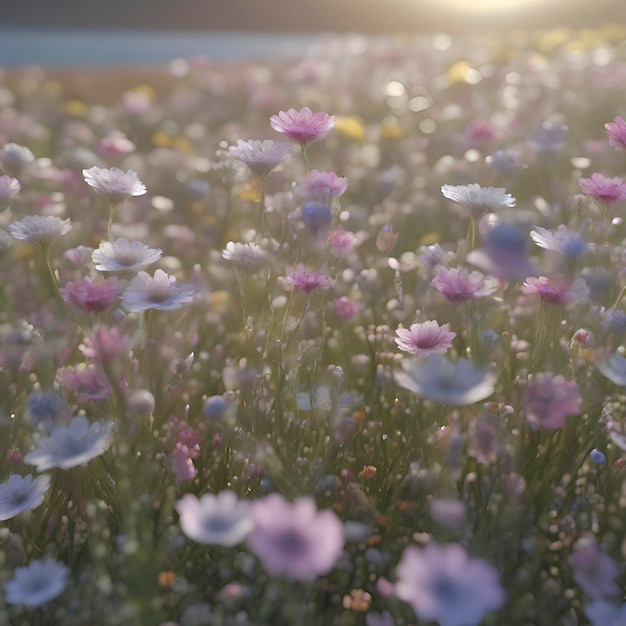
[8,215,71,247]
[395,354,496,405]
[4,558,69,607]
[530,225,589,256]
[92,238,162,273]
[82,166,147,204]
[222,241,269,270]
[120,268,195,312]
[228,140,291,178]
[441,183,516,218]
[175,491,253,546]
[24,416,113,471]
[0,175,20,208]
[0,474,50,521]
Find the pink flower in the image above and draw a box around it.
[79,326,131,362]
[82,166,146,204]
[605,116,626,152]
[294,170,348,203]
[55,363,112,402]
[247,494,344,581]
[578,173,626,204]
[432,267,496,304]
[171,442,198,482]
[333,297,362,320]
[270,107,335,145]
[523,372,582,430]
[281,264,332,293]
[395,321,456,357]
[61,277,118,313]
[522,276,589,307]
[328,230,356,258]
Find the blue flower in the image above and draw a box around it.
[4,558,69,607]
[0,474,50,521]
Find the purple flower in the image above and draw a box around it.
[247,494,344,581]
[441,183,516,218]
[333,296,362,320]
[585,600,626,626]
[578,173,626,204]
[8,215,71,248]
[527,120,568,152]
[570,537,621,599]
[294,170,348,203]
[522,276,589,307]
[4,559,69,607]
[395,321,456,358]
[121,269,195,312]
[92,238,162,273]
[432,266,496,304]
[395,355,496,406]
[0,474,51,521]
[61,276,118,313]
[55,363,112,402]
[82,166,147,204]
[270,107,335,145]
[394,542,505,626]
[24,416,112,471]
[523,372,582,430]
[228,139,291,178]
[176,491,253,546]
[280,264,332,293]
[605,115,626,152]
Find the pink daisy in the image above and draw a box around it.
[605,116,626,152]
[432,267,496,304]
[395,321,456,358]
[578,173,626,204]
[270,107,335,146]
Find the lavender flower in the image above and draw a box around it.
[176,491,253,546]
[270,107,335,145]
[522,276,589,307]
[527,120,568,152]
[4,559,69,607]
[578,173,626,204]
[570,537,621,599]
[530,225,588,257]
[0,175,20,208]
[394,355,496,405]
[585,601,626,626]
[0,474,51,521]
[228,139,291,178]
[61,276,118,313]
[222,241,269,270]
[294,170,348,203]
[27,391,68,429]
[121,269,195,312]
[92,238,162,273]
[8,215,71,248]
[432,267,496,304]
[523,373,582,430]
[395,321,456,358]
[441,183,516,218]
[82,166,147,204]
[596,352,626,386]
[280,265,332,293]
[394,542,505,626]
[24,416,113,471]
[247,494,344,581]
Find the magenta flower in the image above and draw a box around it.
[394,542,505,626]
[522,276,589,307]
[270,107,335,145]
[82,166,147,204]
[171,443,198,482]
[395,321,456,357]
[247,494,344,581]
[333,296,362,320]
[578,173,626,204]
[281,264,332,293]
[605,115,626,152]
[432,267,496,304]
[294,170,348,203]
[61,276,118,313]
[523,372,582,430]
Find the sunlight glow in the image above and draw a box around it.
[429,0,544,14]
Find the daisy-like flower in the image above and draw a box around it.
[270,107,335,145]
[247,493,344,581]
[395,354,496,406]
[395,321,456,358]
[8,215,71,248]
[61,276,118,313]
[92,238,162,273]
[0,175,20,208]
[280,264,332,293]
[222,241,269,271]
[4,559,69,607]
[0,474,51,521]
[394,542,505,626]
[432,266,496,304]
[530,225,589,257]
[294,170,348,204]
[523,372,582,430]
[121,268,195,312]
[24,415,113,471]
[441,183,516,218]
[55,363,112,402]
[578,173,626,204]
[82,166,147,204]
[522,276,589,307]
[605,115,626,152]
[175,491,254,547]
[228,139,291,178]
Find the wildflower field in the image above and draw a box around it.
[1,27,626,626]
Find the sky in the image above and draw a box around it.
[3,0,623,34]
